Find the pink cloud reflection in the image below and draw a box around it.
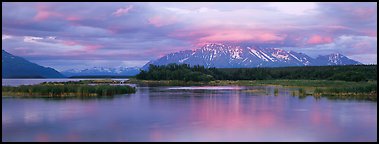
[35,133,50,142]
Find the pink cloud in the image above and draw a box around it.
[84,44,103,51]
[61,40,103,51]
[65,16,81,21]
[306,35,333,45]
[142,46,186,58]
[352,41,372,51]
[62,40,80,46]
[148,15,177,27]
[33,4,84,23]
[362,29,377,37]
[351,7,376,20]
[107,25,123,34]
[170,28,286,45]
[33,5,62,21]
[112,5,133,17]
[34,11,53,21]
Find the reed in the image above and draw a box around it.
[2,83,136,97]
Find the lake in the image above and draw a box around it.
[2,79,377,142]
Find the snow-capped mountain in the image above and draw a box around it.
[61,66,140,77]
[314,53,361,66]
[142,43,361,70]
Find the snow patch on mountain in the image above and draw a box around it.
[62,66,141,77]
[142,43,361,70]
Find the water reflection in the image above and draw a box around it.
[167,86,244,90]
[2,85,377,142]
[145,87,377,142]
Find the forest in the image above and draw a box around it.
[136,64,377,82]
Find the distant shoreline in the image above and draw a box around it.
[2,76,134,79]
[68,76,135,78]
[127,79,377,101]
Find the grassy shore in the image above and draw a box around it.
[128,78,377,101]
[2,79,376,101]
[2,80,136,98]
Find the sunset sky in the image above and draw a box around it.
[2,2,377,71]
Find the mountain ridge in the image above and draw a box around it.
[2,50,65,78]
[142,43,361,70]
[61,66,140,77]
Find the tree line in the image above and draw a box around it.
[136,64,377,82]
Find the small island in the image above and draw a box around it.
[2,80,136,97]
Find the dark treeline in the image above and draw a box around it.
[136,64,377,82]
[136,64,219,82]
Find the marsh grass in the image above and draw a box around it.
[312,83,377,101]
[244,89,266,93]
[2,83,136,98]
[274,88,279,96]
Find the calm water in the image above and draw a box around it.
[2,79,377,142]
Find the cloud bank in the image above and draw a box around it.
[2,2,377,70]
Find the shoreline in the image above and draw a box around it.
[127,79,377,101]
[2,79,376,101]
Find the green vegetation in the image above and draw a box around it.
[313,82,377,101]
[218,64,376,82]
[136,64,220,82]
[274,88,279,96]
[128,78,377,101]
[137,64,376,82]
[298,88,305,96]
[134,64,377,100]
[207,79,374,87]
[2,80,136,98]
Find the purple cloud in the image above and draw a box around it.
[2,2,377,70]
[112,5,134,16]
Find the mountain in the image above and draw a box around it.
[313,53,362,66]
[142,43,361,70]
[2,50,65,78]
[61,66,140,77]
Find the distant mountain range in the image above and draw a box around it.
[142,43,361,70]
[61,67,140,77]
[2,43,362,78]
[2,50,65,78]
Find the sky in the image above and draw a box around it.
[2,2,377,71]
